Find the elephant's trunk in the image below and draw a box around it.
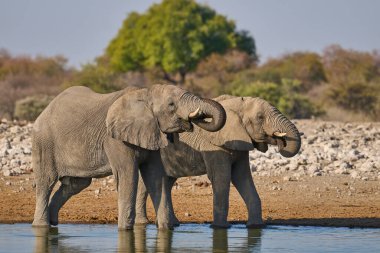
[267,108,301,158]
[180,93,226,132]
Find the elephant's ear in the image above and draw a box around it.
[106,90,168,150]
[208,109,254,151]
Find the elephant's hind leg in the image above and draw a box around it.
[49,177,92,226]
[136,175,179,226]
[135,174,149,225]
[32,140,58,227]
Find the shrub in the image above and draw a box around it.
[230,79,323,119]
[327,81,379,117]
[14,95,54,121]
[254,52,327,91]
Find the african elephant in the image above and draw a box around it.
[31,84,226,230]
[136,95,301,228]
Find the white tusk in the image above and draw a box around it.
[273,131,287,137]
[188,107,201,118]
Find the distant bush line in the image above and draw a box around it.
[0,45,379,121]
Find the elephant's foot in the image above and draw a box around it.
[246,222,266,229]
[247,217,265,228]
[49,220,58,226]
[32,219,50,227]
[49,212,59,226]
[118,224,134,230]
[135,216,149,225]
[156,220,174,230]
[211,221,231,229]
[170,216,180,227]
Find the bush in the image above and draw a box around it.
[327,81,379,117]
[14,95,54,121]
[230,79,323,119]
[253,52,327,91]
[0,50,68,119]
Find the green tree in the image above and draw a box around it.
[106,0,257,84]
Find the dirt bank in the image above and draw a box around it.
[0,173,379,228]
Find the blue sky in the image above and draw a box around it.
[0,0,379,67]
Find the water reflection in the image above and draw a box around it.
[213,228,262,253]
[118,226,174,253]
[32,225,262,252]
[32,227,58,253]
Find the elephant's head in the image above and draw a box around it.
[106,84,226,150]
[209,95,301,158]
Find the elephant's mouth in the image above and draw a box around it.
[163,121,193,134]
[252,135,287,153]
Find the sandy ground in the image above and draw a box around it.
[1,173,379,228]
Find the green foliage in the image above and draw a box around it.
[230,79,322,118]
[14,95,54,121]
[327,81,379,116]
[105,0,257,83]
[65,62,122,93]
[254,52,327,91]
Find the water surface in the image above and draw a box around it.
[0,223,379,252]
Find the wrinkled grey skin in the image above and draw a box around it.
[31,84,226,230]
[136,95,301,228]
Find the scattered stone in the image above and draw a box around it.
[272,186,282,191]
[94,188,101,195]
[0,120,379,181]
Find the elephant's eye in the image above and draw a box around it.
[168,101,176,111]
[257,114,264,120]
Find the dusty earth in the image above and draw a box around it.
[0,173,379,228]
[0,119,379,228]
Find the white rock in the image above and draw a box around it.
[22,148,31,155]
[350,171,360,179]
[3,169,12,177]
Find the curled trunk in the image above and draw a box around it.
[268,110,301,158]
[180,93,226,132]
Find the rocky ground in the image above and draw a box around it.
[0,119,379,227]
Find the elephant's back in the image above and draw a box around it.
[33,86,126,172]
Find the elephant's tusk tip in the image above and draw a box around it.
[188,107,201,118]
[273,131,287,137]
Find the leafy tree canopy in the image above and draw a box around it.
[105,0,256,84]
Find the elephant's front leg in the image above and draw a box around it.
[231,152,264,228]
[205,155,232,228]
[140,151,173,229]
[105,138,139,230]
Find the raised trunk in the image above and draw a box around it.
[180,93,226,132]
